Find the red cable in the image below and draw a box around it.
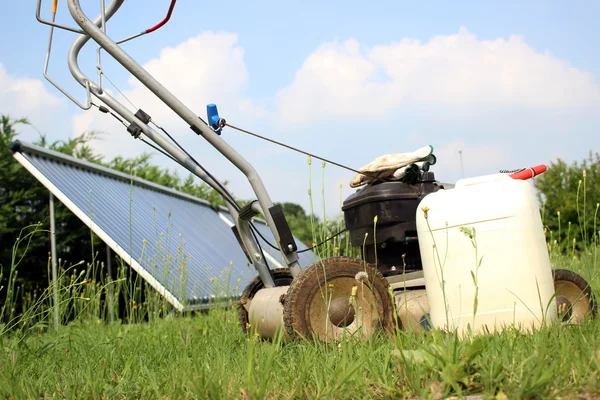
[145,0,177,34]
[509,164,547,180]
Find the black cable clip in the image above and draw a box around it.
[127,109,151,139]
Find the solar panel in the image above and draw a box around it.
[10,141,317,311]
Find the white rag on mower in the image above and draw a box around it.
[350,145,437,188]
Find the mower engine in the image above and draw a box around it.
[341,171,445,278]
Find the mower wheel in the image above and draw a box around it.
[282,256,395,342]
[553,269,597,323]
[238,268,294,334]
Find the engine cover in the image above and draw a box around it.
[341,171,444,274]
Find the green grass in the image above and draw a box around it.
[0,224,598,399]
[1,162,600,399]
[0,307,599,399]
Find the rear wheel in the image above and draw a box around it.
[553,269,597,323]
[283,256,395,342]
[238,268,293,333]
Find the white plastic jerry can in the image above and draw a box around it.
[416,173,557,335]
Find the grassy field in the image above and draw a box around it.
[0,243,598,399]
[0,303,599,399]
[1,167,600,399]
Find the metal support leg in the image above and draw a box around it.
[49,193,59,330]
[106,247,114,323]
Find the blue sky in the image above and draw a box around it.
[1,1,599,218]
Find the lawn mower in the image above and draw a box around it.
[34,0,597,341]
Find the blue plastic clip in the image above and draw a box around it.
[206,104,223,135]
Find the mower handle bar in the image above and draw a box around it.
[57,0,306,287]
[66,1,237,208]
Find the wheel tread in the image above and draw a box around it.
[283,256,395,341]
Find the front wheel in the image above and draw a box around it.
[283,256,395,342]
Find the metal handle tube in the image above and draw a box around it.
[67,0,302,278]
[67,0,124,90]
[43,8,92,110]
[36,0,85,34]
[97,0,107,90]
[65,0,244,231]
[118,0,177,45]
[93,89,236,220]
[63,0,275,287]
[92,88,276,288]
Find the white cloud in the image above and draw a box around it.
[0,64,63,113]
[72,31,265,161]
[0,63,67,140]
[123,31,253,121]
[275,27,600,125]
